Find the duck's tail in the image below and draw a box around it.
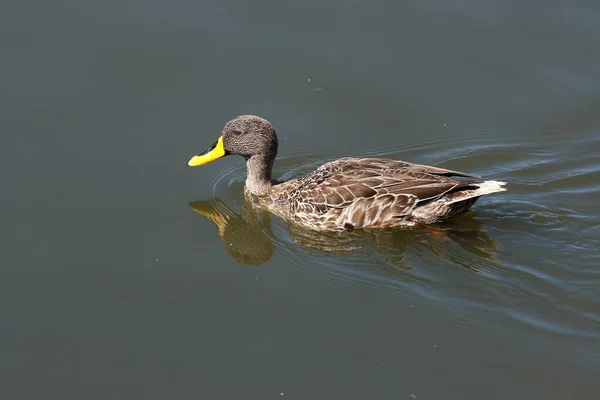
[446,180,507,204]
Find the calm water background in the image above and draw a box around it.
[2,0,599,399]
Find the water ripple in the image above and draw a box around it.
[191,126,600,342]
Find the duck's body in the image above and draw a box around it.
[188,116,506,231]
[256,157,505,230]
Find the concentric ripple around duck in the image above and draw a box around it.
[201,127,600,349]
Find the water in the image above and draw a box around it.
[1,1,599,399]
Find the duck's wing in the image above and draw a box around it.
[289,158,479,229]
[331,157,481,178]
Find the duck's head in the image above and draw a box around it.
[188,115,278,167]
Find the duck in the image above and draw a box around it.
[188,115,506,230]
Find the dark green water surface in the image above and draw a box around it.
[1,1,599,399]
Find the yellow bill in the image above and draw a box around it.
[188,136,226,167]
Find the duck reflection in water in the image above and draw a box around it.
[189,197,502,268]
[188,198,275,265]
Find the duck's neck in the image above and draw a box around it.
[245,154,274,196]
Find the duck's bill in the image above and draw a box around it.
[188,136,227,167]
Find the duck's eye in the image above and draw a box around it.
[233,129,243,136]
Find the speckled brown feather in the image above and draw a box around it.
[258,157,501,230]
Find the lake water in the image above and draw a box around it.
[1,1,599,399]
